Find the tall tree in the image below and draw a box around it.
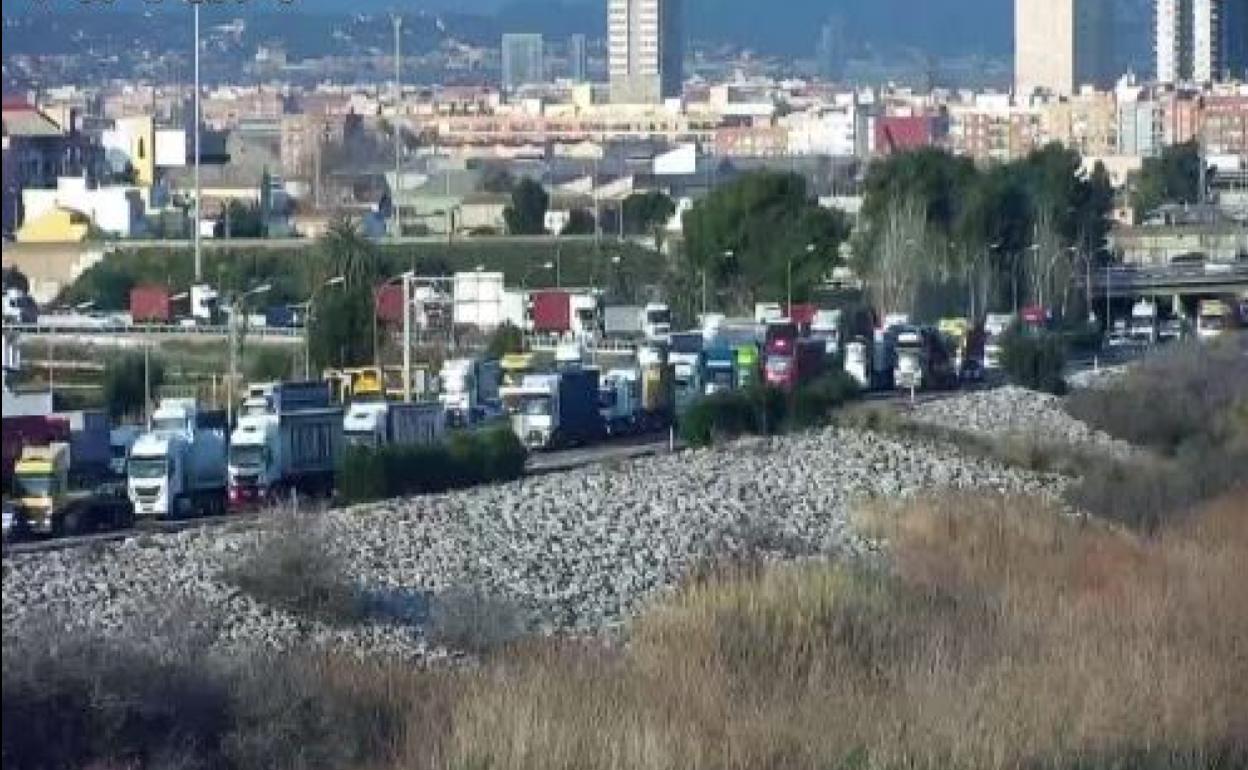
[682,171,850,313]
[307,218,381,370]
[503,178,549,235]
[102,351,165,421]
[1129,140,1201,223]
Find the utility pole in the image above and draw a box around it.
[227,298,237,425]
[402,273,412,402]
[193,1,202,282]
[144,339,151,427]
[392,13,402,239]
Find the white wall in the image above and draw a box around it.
[21,178,144,237]
[155,129,186,168]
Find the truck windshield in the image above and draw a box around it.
[128,457,167,479]
[669,334,702,354]
[343,430,378,448]
[766,322,797,342]
[229,445,264,468]
[152,416,186,433]
[646,308,672,325]
[1199,315,1226,330]
[16,473,53,497]
[766,356,792,375]
[519,396,552,416]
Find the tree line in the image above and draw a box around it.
[679,143,1124,325]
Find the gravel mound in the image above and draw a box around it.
[911,386,1135,457]
[3,426,1062,661]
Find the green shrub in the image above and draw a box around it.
[680,373,860,447]
[337,445,388,504]
[336,427,527,505]
[680,390,760,446]
[787,371,860,429]
[1000,327,1067,395]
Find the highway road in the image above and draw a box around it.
[4,356,1137,559]
[1,431,684,557]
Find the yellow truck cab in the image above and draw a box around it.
[500,353,535,388]
[10,441,132,537]
[13,442,69,534]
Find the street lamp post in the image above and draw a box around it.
[392,13,402,239]
[788,243,816,315]
[228,284,271,424]
[305,276,344,379]
[193,1,202,282]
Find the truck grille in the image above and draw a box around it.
[134,485,161,501]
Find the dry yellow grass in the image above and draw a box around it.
[394,493,1248,770]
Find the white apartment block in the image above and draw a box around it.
[608,0,683,104]
[1158,0,1246,83]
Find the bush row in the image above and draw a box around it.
[1000,327,1068,395]
[679,372,860,447]
[336,426,527,505]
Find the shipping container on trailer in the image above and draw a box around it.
[530,290,572,334]
[130,285,172,323]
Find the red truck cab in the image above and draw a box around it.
[765,337,825,391]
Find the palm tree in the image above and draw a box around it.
[318,217,379,290]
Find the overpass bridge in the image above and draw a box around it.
[1085,263,1248,299]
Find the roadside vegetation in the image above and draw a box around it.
[1064,338,1248,531]
[841,336,1248,535]
[679,371,860,446]
[6,491,1244,770]
[56,230,663,314]
[999,326,1068,395]
[336,426,527,505]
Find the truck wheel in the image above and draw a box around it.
[115,504,135,530]
[61,506,84,537]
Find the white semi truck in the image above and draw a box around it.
[439,357,501,426]
[127,398,228,519]
[1129,300,1159,345]
[599,368,642,436]
[226,381,343,509]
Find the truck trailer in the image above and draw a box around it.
[343,399,444,450]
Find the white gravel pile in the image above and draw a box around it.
[911,386,1135,458]
[3,426,1062,660]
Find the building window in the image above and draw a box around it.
[137,137,146,160]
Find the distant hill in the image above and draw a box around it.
[2,0,1154,73]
